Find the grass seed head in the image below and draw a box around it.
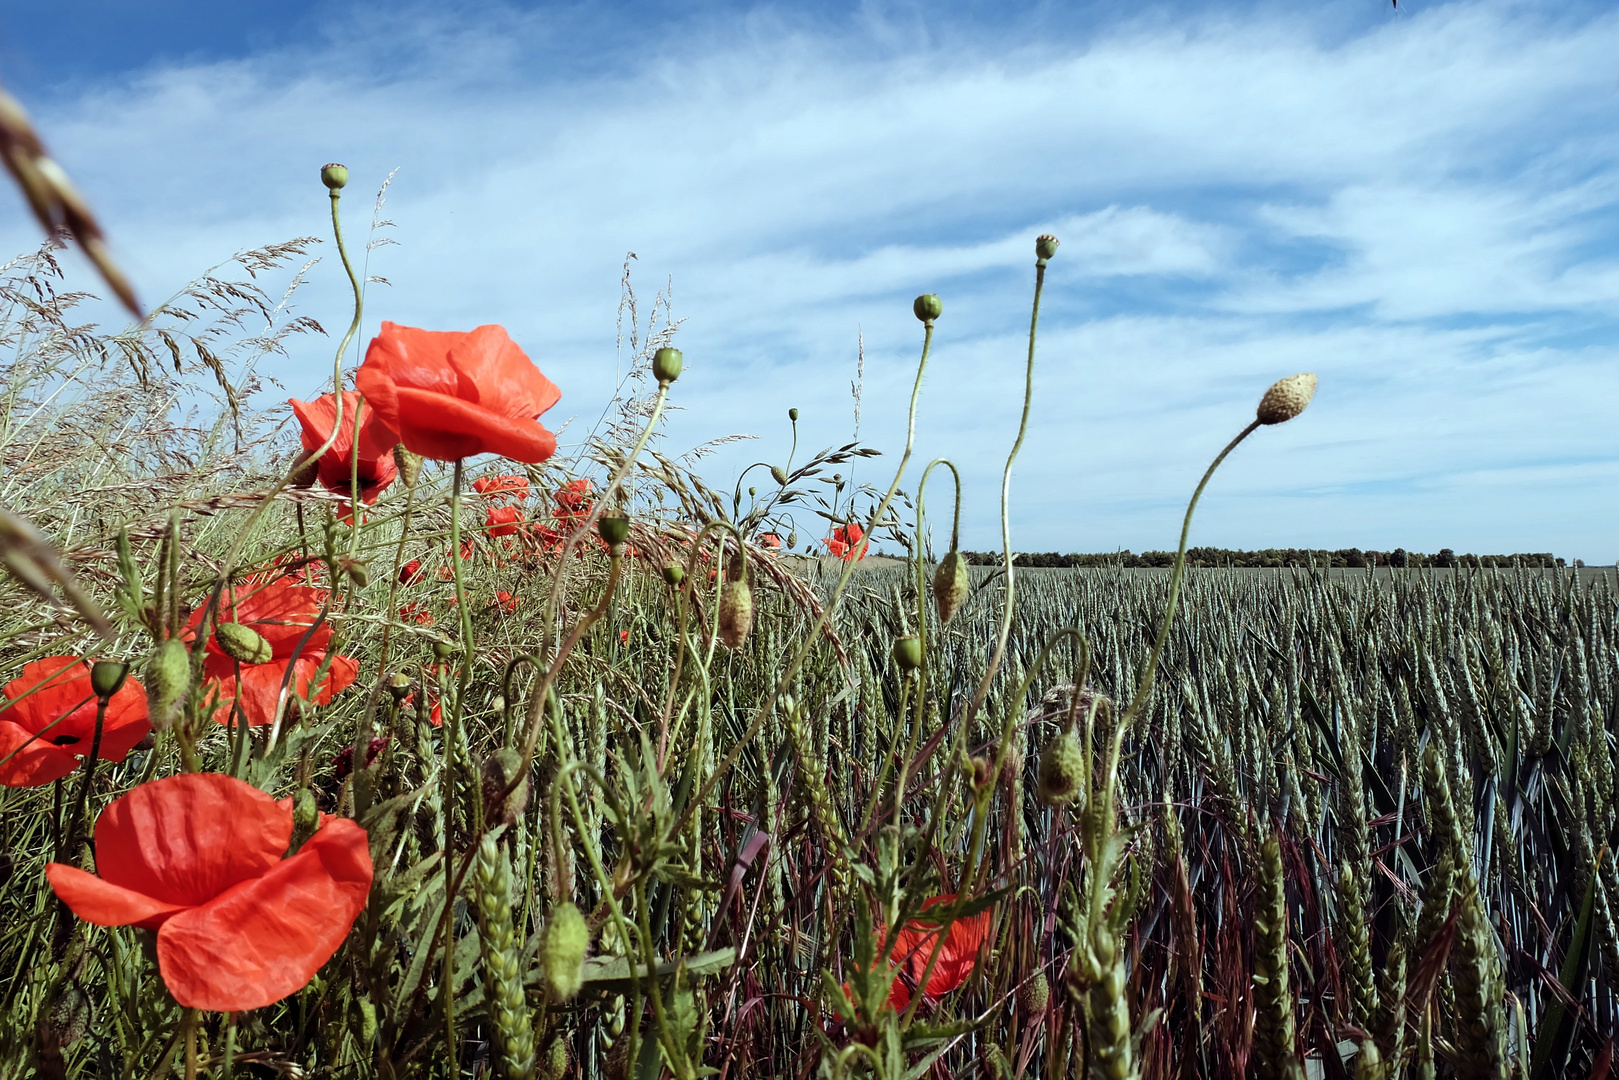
[1256,373,1317,425]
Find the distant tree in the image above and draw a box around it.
[1435,548,1455,568]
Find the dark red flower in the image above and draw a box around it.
[46,772,373,1011]
[289,391,398,504]
[333,736,390,779]
[826,522,866,561]
[185,578,359,727]
[355,323,561,463]
[881,895,991,1009]
[399,559,425,585]
[485,505,524,538]
[473,474,529,501]
[0,658,151,787]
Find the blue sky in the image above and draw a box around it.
[5,0,1618,561]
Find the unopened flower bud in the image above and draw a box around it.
[748,485,757,498]
[599,513,630,548]
[215,622,272,665]
[662,563,685,587]
[288,788,319,855]
[892,635,922,672]
[1019,970,1050,1014]
[1036,729,1086,806]
[1256,372,1317,425]
[347,560,370,588]
[144,638,190,730]
[542,1037,570,1080]
[1035,234,1059,261]
[320,163,349,190]
[90,660,129,699]
[913,294,943,322]
[787,531,798,549]
[432,638,457,660]
[652,347,683,385]
[393,443,423,487]
[971,755,995,791]
[481,747,531,828]
[933,550,970,624]
[718,560,754,650]
[770,465,788,486]
[541,901,590,1001]
[291,455,319,489]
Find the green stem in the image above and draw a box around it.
[440,457,474,1076]
[60,693,108,862]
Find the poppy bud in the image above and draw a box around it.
[432,638,457,660]
[144,637,190,730]
[748,486,757,498]
[913,294,943,322]
[320,163,349,190]
[1019,971,1050,1014]
[599,514,630,549]
[1256,372,1318,425]
[543,1037,570,1080]
[291,451,319,488]
[393,443,423,487]
[541,901,590,1001]
[718,560,754,650]
[652,347,684,385]
[933,551,970,625]
[1035,233,1059,261]
[481,747,531,828]
[771,465,788,486]
[215,622,272,665]
[788,408,799,422]
[787,531,798,549]
[90,660,129,699]
[386,672,412,700]
[1036,730,1086,806]
[288,787,319,855]
[347,561,370,588]
[892,635,922,672]
[662,563,685,587]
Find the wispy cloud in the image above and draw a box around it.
[4,0,1617,559]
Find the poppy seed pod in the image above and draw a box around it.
[144,638,190,730]
[933,551,970,625]
[662,563,685,587]
[599,513,631,549]
[1035,729,1086,806]
[481,747,531,828]
[1256,372,1318,425]
[788,407,799,422]
[652,347,683,385]
[320,163,349,190]
[892,635,922,672]
[718,561,754,650]
[541,901,590,1001]
[432,638,457,660]
[1035,234,1059,261]
[385,672,412,700]
[215,623,273,666]
[393,443,423,487]
[913,293,943,323]
[90,660,130,699]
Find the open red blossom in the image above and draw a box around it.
[473,474,529,501]
[399,559,425,585]
[289,391,398,504]
[881,895,992,1009]
[0,658,151,787]
[355,323,561,463]
[758,532,782,550]
[185,579,359,728]
[492,591,520,613]
[399,602,434,627]
[46,773,373,1012]
[825,522,866,561]
[554,478,592,518]
[485,505,524,538]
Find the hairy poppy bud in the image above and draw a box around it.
[892,635,922,672]
[788,407,799,422]
[541,901,590,1001]
[787,531,798,549]
[913,294,943,323]
[215,622,272,666]
[90,660,129,699]
[481,747,531,828]
[1019,970,1050,1014]
[1036,730,1086,806]
[288,788,319,855]
[933,551,970,625]
[320,163,349,191]
[770,465,788,486]
[291,454,319,488]
[432,638,457,660]
[393,443,423,487]
[662,562,685,587]
[386,672,412,700]
[718,560,754,650]
[347,560,370,588]
[1035,233,1059,261]
[543,1037,570,1080]
[1256,373,1317,425]
[599,513,630,549]
[652,347,683,385]
[144,638,190,730]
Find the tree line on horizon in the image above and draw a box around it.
[959,546,1576,569]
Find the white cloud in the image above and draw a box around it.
[3,0,1618,560]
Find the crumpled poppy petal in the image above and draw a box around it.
[0,658,150,783]
[391,386,558,463]
[446,324,561,419]
[155,818,374,1011]
[185,580,333,657]
[360,322,465,399]
[0,720,79,786]
[45,862,189,929]
[91,773,291,908]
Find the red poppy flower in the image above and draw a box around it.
[404,691,444,727]
[492,591,520,614]
[485,505,524,538]
[399,602,434,627]
[399,559,425,585]
[289,391,398,504]
[881,895,991,1009]
[333,736,389,779]
[554,478,593,519]
[0,658,151,787]
[473,474,529,501]
[758,532,782,551]
[185,578,359,728]
[355,323,561,463]
[46,772,373,1012]
[825,522,866,561]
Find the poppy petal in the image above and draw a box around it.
[0,720,80,786]
[91,773,292,908]
[155,818,373,1011]
[46,862,189,929]
[445,324,562,420]
[391,387,558,464]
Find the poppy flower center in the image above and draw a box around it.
[51,734,80,746]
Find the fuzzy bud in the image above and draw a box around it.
[320,163,349,190]
[481,747,531,828]
[1256,373,1317,425]
[288,788,319,856]
[1036,729,1086,806]
[599,513,630,549]
[346,560,370,588]
[718,560,754,650]
[541,901,590,1001]
[214,622,272,666]
[542,1037,570,1080]
[662,563,685,587]
[90,660,129,699]
[971,755,995,791]
[913,294,943,323]
[652,347,684,385]
[787,530,798,549]
[393,443,423,487]
[933,550,970,625]
[1035,234,1059,261]
[770,465,788,486]
[143,638,190,730]
[892,635,922,672]
[1019,971,1050,1014]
